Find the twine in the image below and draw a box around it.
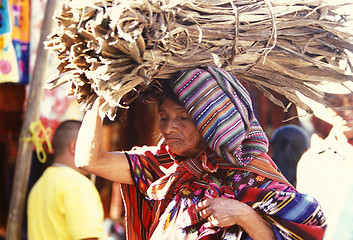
[21,120,53,163]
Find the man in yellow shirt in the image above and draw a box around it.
[27,120,105,240]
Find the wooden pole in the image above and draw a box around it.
[5,0,58,239]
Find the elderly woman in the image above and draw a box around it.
[75,66,326,240]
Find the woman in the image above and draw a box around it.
[75,66,326,240]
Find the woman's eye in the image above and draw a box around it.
[327,98,341,107]
[179,115,190,121]
[159,114,167,121]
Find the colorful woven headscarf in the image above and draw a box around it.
[170,66,269,166]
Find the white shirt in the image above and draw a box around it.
[297,127,353,239]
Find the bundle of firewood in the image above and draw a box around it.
[45,0,353,119]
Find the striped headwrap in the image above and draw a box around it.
[170,66,268,166]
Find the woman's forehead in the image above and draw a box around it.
[158,97,185,112]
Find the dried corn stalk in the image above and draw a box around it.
[45,0,353,119]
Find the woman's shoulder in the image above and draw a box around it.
[128,145,159,155]
[126,144,175,176]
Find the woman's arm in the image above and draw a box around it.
[75,97,133,184]
[194,198,275,240]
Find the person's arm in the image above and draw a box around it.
[194,198,275,240]
[75,97,133,184]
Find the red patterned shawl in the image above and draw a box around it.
[120,143,326,240]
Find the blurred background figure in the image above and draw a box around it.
[270,124,310,187]
[27,120,105,240]
[296,82,353,238]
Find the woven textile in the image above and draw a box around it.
[170,66,268,166]
[120,143,326,240]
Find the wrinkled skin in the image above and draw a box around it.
[158,97,210,158]
[194,197,252,228]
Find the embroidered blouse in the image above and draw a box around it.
[120,143,326,240]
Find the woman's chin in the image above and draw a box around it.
[168,145,184,156]
[166,142,202,158]
[168,146,190,157]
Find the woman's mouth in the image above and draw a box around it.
[165,138,181,144]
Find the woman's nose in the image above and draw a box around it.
[164,119,178,134]
[341,109,353,119]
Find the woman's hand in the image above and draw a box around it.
[194,197,250,228]
[194,197,275,240]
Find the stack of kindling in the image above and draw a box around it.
[45,0,353,119]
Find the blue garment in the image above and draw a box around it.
[270,124,310,187]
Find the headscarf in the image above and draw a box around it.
[169,66,268,166]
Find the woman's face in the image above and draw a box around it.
[326,93,353,126]
[158,97,209,158]
[325,93,353,138]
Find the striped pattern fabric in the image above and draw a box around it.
[120,143,326,240]
[238,187,326,240]
[170,66,268,166]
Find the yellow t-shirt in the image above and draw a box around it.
[27,166,105,240]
